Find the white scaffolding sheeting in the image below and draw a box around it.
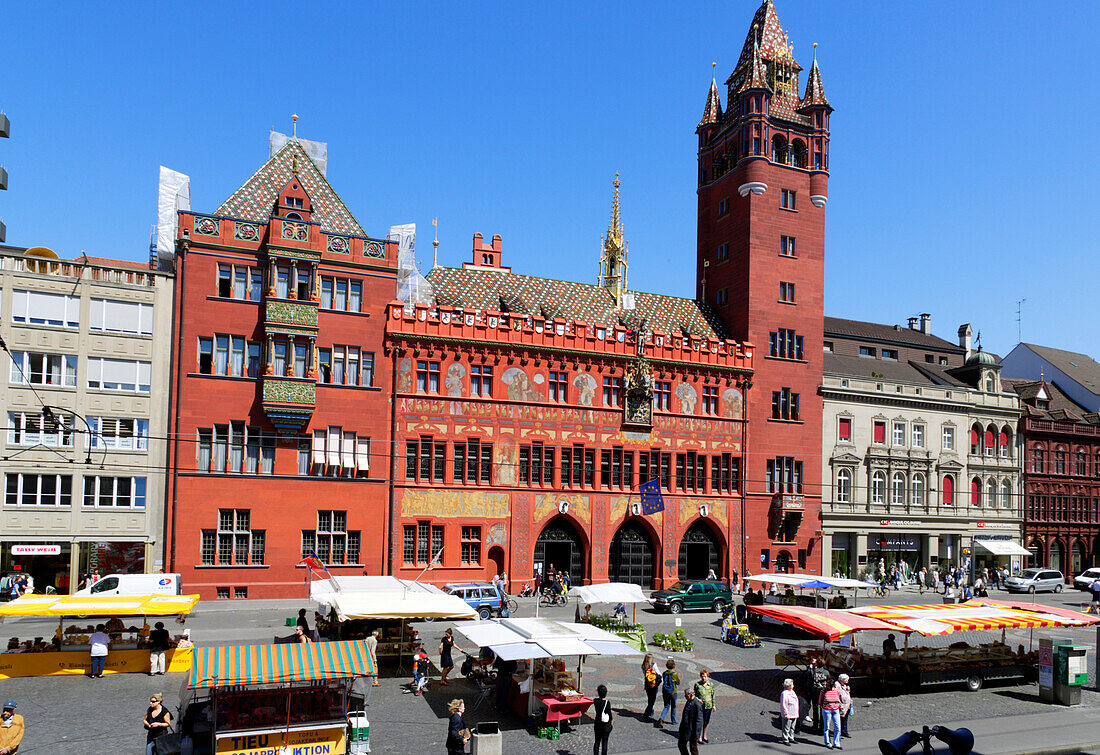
[269,130,328,176]
[155,166,190,259]
[392,223,433,310]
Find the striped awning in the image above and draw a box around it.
[747,605,896,641]
[849,603,1100,636]
[190,640,375,689]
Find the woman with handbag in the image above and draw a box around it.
[592,684,613,755]
[446,699,470,755]
[143,693,172,755]
[641,653,660,721]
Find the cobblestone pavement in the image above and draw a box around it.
[2,586,1097,753]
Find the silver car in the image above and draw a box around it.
[1005,568,1065,593]
[1073,567,1100,591]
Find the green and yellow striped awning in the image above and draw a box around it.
[190,640,376,689]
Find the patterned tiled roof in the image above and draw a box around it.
[737,41,772,95]
[801,57,830,109]
[726,0,808,124]
[699,76,723,128]
[426,267,726,340]
[216,140,366,237]
[735,1,798,72]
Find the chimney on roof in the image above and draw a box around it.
[919,313,931,335]
[463,233,509,272]
[958,323,972,359]
[907,316,919,330]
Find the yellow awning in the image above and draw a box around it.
[0,594,199,617]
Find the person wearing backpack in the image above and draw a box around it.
[656,658,680,728]
[592,684,613,755]
[641,653,661,721]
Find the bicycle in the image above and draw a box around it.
[868,583,890,598]
[539,589,567,606]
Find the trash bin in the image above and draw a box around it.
[348,713,371,753]
[470,721,502,755]
[1054,644,1088,706]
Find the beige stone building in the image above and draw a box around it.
[0,246,173,592]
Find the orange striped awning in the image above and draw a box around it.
[748,604,896,641]
[190,640,375,689]
[850,603,1099,636]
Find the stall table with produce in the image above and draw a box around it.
[568,582,652,651]
[0,594,198,678]
[752,599,1100,694]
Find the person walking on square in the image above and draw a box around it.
[446,699,470,755]
[89,623,110,678]
[731,568,740,594]
[693,669,716,744]
[641,653,660,720]
[149,621,170,675]
[439,628,462,686]
[804,658,829,733]
[836,674,852,738]
[143,693,172,755]
[819,680,842,749]
[656,658,680,728]
[592,684,613,755]
[780,678,799,745]
[0,700,25,755]
[678,688,702,755]
[365,629,381,687]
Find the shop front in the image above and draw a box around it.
[971,529,1029,579]
[867,532,922,581]
[1,543,73,594]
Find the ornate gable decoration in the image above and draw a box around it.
[623,333,654,428]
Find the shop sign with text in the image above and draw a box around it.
[10,545,62,556]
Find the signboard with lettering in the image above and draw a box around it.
[216,726,346,755]
[10,545,61,556]
[875,535,919,551]
[1038,638,1054,702]
[878,520,922,527]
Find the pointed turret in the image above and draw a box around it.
[734,0,793,72]
[698,64,723,128]
[800,45,831,110]
[738,35,772,94]
[599,174,628,306]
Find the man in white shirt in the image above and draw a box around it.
[88,624,110,678]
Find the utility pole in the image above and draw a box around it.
[0,109,9,242]
[1015,298,1026,344]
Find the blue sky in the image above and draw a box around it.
[2,1,1098,360]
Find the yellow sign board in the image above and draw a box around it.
[216,726,345,755]
[0,646,192,679]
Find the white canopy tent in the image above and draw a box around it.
[567,582,651,605]
[743,573,877,589]
[311,577,476,621]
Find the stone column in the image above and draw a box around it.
[925,534,939,571]
[287,336,296,377]
[265,334,274,374]
[820,531,833,575]
[68,541,81,596]
[854,532,868,579]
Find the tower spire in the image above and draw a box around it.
[698,61,723,128]
[600,174,628,306]
[801,42,831,109]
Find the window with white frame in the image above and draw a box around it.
[461,525,482,565]
[893,422,906,446]
[87,358,151,393]
[871,471,886,504]
[196,424,275,474]
[217,264,263,301]
[87,417,149,450]
[318,345,370,386]
[911,473,926,507]
[302,510,361,564]
[5,473,73,506]
[986,478,997,509]
[8,410,73,447]
[835,468,852,503]
[1001,480,1011,509]
[311,428,370,477]
[319,277,363,312]
[892,472,906,506]
[912,424,925,448]
[942,425,955,451]
[11,290,79,328]
[82,476,146,508]
[9,352,77,388]
[201,509,264,566]
[89,299,153,335]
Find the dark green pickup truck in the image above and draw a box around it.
[651,580,732,614]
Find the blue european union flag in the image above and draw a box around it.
[639,478,665,515]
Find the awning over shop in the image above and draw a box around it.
[746,605,896,641]
[454,617,641,658]
[311,577,476,621]
[972,539,1031,556]
[0,594,199,618]
[567,582,651,605]
[189,639,376,689]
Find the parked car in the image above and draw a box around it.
[1073,567,1100,591]
[444,582,514,620]
[1004,568,1065,594]
[651,580,732,614]
[72,573,181,597]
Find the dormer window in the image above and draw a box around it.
[287,197,304,209]
[1037,399,1050,410]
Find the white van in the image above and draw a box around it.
[73,573,182,597]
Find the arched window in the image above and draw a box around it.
[871,471,886,504]
[986,478,997,508]
[911,473,926,507]
[942,475,954,505]
[771,134,788,164]
[999,427,1011,457]
[985,375,995,392]
[1001,479,1011,510]
[836,469,852,503]
[891,472,906,506]
[285,212,302,220]
[791,139,807,168]
[984,425,996,456]
[1054,446,1067,474]
[1031,445,1046,473]
[970,424,982,455]
[971,477,982,507]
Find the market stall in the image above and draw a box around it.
[567,582,651,651]
[753,600,1100,693]
[0,594,198,678]
[182,639,376,755]
[311,577,475,673]
[743,573,878,611]
[453,617,639,733]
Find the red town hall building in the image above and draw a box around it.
[166,0,830,597]
[696,0,831,575]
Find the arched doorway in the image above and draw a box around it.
[534,518,584,585]
[487,545,505,583]
[1050,540,1065,572]
[609,521,656,588]
[775,550,793,574]
[1071,540,1085,576]
[678,521,721,581]
[1027,539,1043,570]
